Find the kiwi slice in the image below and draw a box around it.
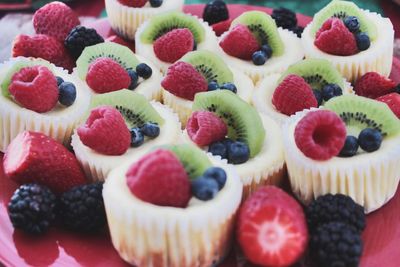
[324,95,400,137]
[193,90,265,158]
[140,11,205,44]
[76,42,139,80]
[310,0,377,41]
[231,11,284,57]
[90,89,164,128]
[278,59,344,90]
[180,50,233,84]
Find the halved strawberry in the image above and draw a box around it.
[354,72,396,99]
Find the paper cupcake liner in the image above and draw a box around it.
[105,0,184,41]
[301,11,394,83]
[282,108,400,213]
[103,155,243,267]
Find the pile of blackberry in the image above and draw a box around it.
[271,7,304,38]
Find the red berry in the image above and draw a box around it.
[106,35,135,52]
[376,93,400,118]
[294,110,347,161]
[237,186,308,267]
[126,149,191,207]
[161,61,208,101]
[354,72,396,99]
[187,111,228,146]
[272,74,318,116]
[219,24,260,60]
[9,66,58,113]
[314,18,358,56]
[212,19,232,37]
[77,106,131,155]
[3,131,87,194]
[118,0,148,7]
[33,1,80,42]
[153,28,194,63]
[86,58,131,94]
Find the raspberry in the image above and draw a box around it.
[9,66,58,113]
[33,1,80,42]
[77,106,131,155]
[294,110,347,161]
[354,72,396,99]
[315,18,358,56]
[272,74,318,115]
[126,149,191,207]
[212,19,232,36]
[153,28,194,63]
[12,34,75,72]
[86,58,131,94]
[376,93,400,118]
[219,24,260,60]
[187,111,228,146]
[118,0,148,7]
[161,61,208,100]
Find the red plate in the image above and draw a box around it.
[1,4,400,267]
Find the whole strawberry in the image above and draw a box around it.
[3,131,87,194]
[354,72,396,99]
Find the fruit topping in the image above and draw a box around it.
[358,128,382,152]
[191,177,219,201]
[271,7,297,29]
[162,61,208,100]
[237,186,308,267]
[149,0,163,7]
[338,135,359,157]
[33,1,80,42]
[321,83,343,101]
[354,72,396,99]
[203,167,227,189]
[56,76,64,86]
[203,0,229,25]
[208,81,219,91]
[153,28,194,63]
[118,0,147,7]
[140,122,160,138]
[58,81,77,107]
[211,19,232,36]
[219,82,237,93]
[126,149,191,207]
[313,89,323,106]
[65,26,104,59]
[227,141,250,164]
[355,32,371,51]
[187,111,228,146]
[294,110,347,161]
[3,131,86,193]
[127,69,139,90]
[252,51,267,66]
[8,183,56,234]
[136,63,153,79]
[130,127,145,147]
[290,25,304,37]
[376,93,400,118]
[272,74,318,116]
[78,106,131,155]
[344,16,360,33]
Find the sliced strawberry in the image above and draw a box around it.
[354,72,396,99]
[153,28,194,63]
[187,111,228,146]
[376,93,400,118]
[212,19,232,36]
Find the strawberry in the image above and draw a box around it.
[161,61,208,100]
[314,18,358,56]
[354,72,396,99]
[118,0,148,7]
[86,57,131,94]
[9,65,58,113]
[219,24,260,60]
[237,186,308,267]
[33,1,80,42]
[212,19,232,37]
[106,35,135,52]
[153,28,194,63]
[126,149,191,207]
[12,34,75,72]
[77,106,131,155]
[187,111,228,146]
[272,74,318,115]
[376,93,400,118]
[3,131,87,194]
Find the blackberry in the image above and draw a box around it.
[290,25,304,38]
[306,194,365,233]
[65,26,104,59]
[310,222,363,267]
[271,7,297,29]
[203,0,229,25]
[8,184,56,234]
[58,182,106,232]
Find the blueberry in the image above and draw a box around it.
[58,82,76,106]
[220,83,237,94]
[127,69,139,90]
[208,141,227,159]
[208,81,219,91]
[203,167,227,190]
[191,177,219,201]
[261,44,273,58]
[136,63,152,79]
[355,32,370,51]
[222,138,234,147]
[252,51,267,66]
[130,128,144,147]
[149,0,163,7]
[227,141,250,164]
[358,128,382,152]
[140,122,160,138]
[56,76,64,86]
[322,84,342,101]
[313,89,323,106]
[339,135,359,157]
[344,16,360,33]
[203,0,229,25]
[193,41,197,51]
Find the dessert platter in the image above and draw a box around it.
[1,1,400,267]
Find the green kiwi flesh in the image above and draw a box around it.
[163,144,212,180]
[279,59,344,90]
[193,90,265,158]
[324,94,400,138]
[231,11,284,57]
[181,50,233,84]
[140,11,205,44]
[90,89,164,128]
[310,0,377,41]
[76,42,139,80]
